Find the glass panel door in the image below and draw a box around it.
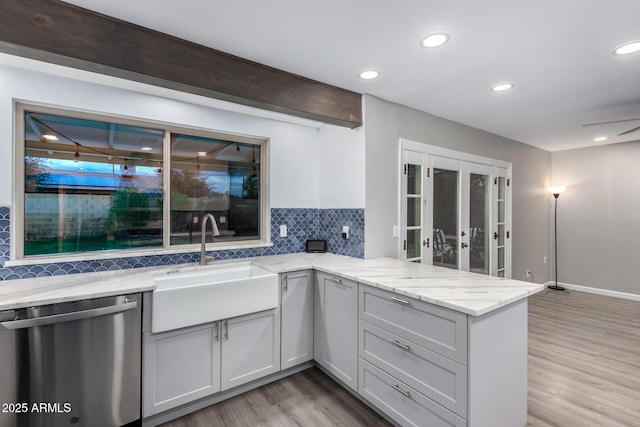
[400,139,512,277]
[402,151,425,262]
[494,175,508,277]
[468,166,492,275]
[431,157,461,269]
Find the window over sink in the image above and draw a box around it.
[16,103,268,259]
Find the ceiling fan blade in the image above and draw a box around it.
[582,118,640,127]
[618,125,640,136]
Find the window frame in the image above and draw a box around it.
[13,102,270,262]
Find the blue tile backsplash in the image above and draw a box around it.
[0,206,364,281]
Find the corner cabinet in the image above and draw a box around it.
[280,270,314,370]
[313,271,358,391]
[143,308,280,417]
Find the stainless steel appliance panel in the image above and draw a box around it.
[0,294,141,427]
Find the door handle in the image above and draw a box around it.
[389,296,410,305]
[391,384,411,398]
[494,232,499,240]
[423,238,429,248]
[328,277,345,287]
[224,320,229,340]
[283,275,288,292]
[391,340,411,352]
[0,301,137,330]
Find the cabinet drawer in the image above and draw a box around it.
[359,285,467,364]
[359,320,467,418]
[359,358,466,427]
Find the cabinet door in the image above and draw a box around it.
[281,270,313,370]
[221,309,281,391]
[143,322,221,416]
[315,271,358,391]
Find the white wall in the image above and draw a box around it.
[364,95,552,283]
[551,142,640,295]
[0,57,323,209]
[318,124,365,208]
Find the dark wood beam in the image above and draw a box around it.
[0,0,362,128]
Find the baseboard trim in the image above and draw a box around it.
[543,281,640,302]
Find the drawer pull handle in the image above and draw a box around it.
[391,340,411,352]
[328,277,343,286]
[389,296,410,305]
[391,384,411,398]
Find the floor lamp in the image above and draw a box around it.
[548,186,566,291]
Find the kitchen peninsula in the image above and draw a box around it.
[0,253,542,427]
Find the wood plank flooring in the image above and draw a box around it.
[162,290,640,427]
[526,289,640,427]
[160,367,391,427]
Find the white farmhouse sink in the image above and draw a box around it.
[151,263,278,333]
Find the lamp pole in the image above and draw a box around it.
[548,187,565,291]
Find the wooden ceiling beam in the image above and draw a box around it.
[0,0,362,128]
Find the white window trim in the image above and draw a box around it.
[12,102,271,262]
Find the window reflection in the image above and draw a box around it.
[24,112,164,256]
[170,134,262,245]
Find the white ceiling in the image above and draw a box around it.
[61,0,640,152]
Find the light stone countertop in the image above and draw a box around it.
[0,252,543,316]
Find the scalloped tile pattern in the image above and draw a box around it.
[0,207,364,281]
[319,209,365,258]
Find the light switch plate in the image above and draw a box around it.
[280,224,287,237]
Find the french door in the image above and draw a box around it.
[400,140,511,277]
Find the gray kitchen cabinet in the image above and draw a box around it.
[280,270,313,370]
[143,322,221,416]
[143,308,280,416]
[314,271,358,391]
[359,359,467,427]
[359,285,467,365]
[221,309,281,391]
[359,320,468,418]
[358,284,469,425]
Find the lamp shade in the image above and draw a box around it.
[547,186,566,195]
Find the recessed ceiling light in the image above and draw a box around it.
[140,146,153,151]
[358,70,380,80]
[42,134,58,141]
[420,33,450,48]
[593,136,608,142]
[613,40,640,56]
[197,151,207,157]
[490,82,515,92]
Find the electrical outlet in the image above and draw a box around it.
[543,256,547,264]
[526,270,532,278]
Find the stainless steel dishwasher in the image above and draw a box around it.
[0,293,141,427]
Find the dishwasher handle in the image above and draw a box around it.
[0,300,138,330]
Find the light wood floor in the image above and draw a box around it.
[526,289,640,427]
[161,366,391,427]
[162,290,640,427]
